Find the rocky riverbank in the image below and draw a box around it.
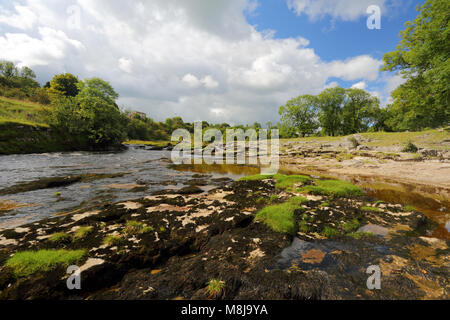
[0,173,448,300]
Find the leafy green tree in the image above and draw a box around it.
[279,95,319,137]
[382,0,450,130]
[51,96,125,149]
[77,78,119,105]
[20,66,36,79]
[48,73,80,98]
[341,89,380,135]
[317,87,346,136]
[0,61,18,79]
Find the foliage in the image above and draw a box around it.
[382,0,450,131]
[206,279,225,297]
[279,95,319,137]
[50,94,125,149]
[48,73,79,98]
[402,141,419,153]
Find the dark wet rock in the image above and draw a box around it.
[0,173,128,196]
[0,177,448,300]
[183,179,209,186]
[177,186,204,195]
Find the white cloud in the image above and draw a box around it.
[351,81,367,90]
[287,0,387,21]
[0,0,386,124]
[327,55,383,81]
[118,57,133,73]
[0,4,37,30]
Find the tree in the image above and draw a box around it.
[382,0,450,130]
[279,95,319,137]
[20,66,36,79]
[341,88,380,135]
[317,87,346,136]
[51,95,125,149]
[77,78,119,105]
[0,61,18,79]
[48,73,80,98]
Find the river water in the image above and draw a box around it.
[1,146,449,239]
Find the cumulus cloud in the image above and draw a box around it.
[351,81,367,90]
[287,0,387,21]
[0,0,385,124]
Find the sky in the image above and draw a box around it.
[0,0,422,125]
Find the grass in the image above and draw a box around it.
[300,179,364,198]
[73,226,93,240]
[48,232,72,243]
[273,174,311,190]
[347,232,376,240]
[123,140,172,148]
[5,249,86,278]
[361,206,381,212]
[123,221,154,235]
[404,205,416,212]
[103,235,125,246]
[238,174,274,181]
[239,173,311,191]
[0,96,50,126]
[321,226,340,238]
[206,279,225,297]
[342,218,361,233]
[255,196,308,234]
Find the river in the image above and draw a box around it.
[0,146,448,239]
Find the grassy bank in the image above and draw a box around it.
[0,97,71,154]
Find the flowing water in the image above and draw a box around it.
[1,147,448,239]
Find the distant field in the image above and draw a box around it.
[0,97,50,127]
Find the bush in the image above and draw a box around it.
[402,141,418,153]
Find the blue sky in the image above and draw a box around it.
[245,0,420,96]
[0,0,422,124]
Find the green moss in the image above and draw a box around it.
[361,206,381,212]
[53,192,61,197]
[5,249,86,278]
[321,226,340,238]
[255,196,307,234]
[48,232,72,243]
[206,279,225,297]
[404,205,416,212]
[319,202,330,207]
[273,174,311,190]
[103,235,125,246]
[73,226,93,240]
[346,232,376,240]
[299,220,309,233]
[238,174,274,181]
[300,179,364,198]
[342,218,361,233]
[123,220,153,235]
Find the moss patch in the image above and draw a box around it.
[300,179,364,198]
[361,206,381,212]
[123,221,154,235]
[255,196,307,234]
[5,249,86,278]
[73,226,93,240]
[48,233,72,243]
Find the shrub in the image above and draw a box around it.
[402,141,418,153]
[206,279,225,297]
